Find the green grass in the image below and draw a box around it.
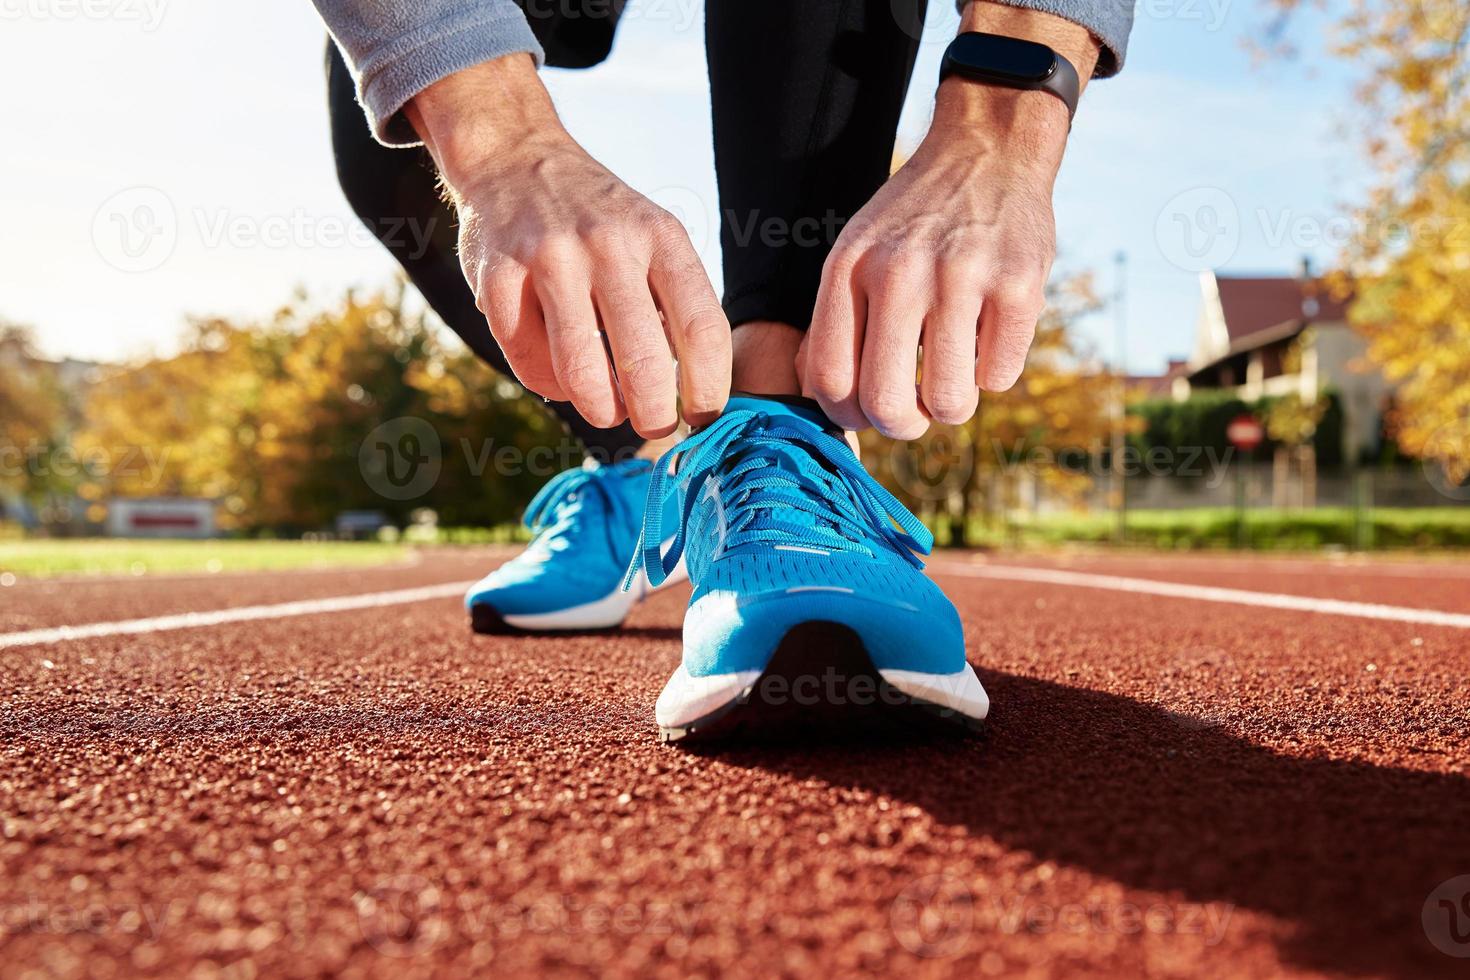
[0,538,412,579]
[945,506,1470,551]
[427,525,532,545]
[5,505,1466,580]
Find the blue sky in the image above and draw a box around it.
[0,0,1363,374]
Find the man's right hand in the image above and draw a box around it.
[405,55,730,437]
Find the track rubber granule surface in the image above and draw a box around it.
[2,549,1468,977]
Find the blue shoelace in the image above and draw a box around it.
[522,460,642,562]
[623,410,934,589]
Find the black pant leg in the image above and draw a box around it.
[705,0,928,331]
[325,42,642,462]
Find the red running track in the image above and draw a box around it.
[1,548,1468,977]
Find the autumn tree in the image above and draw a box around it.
[257,286,563,529]
[1269,1,1470,486]
[0,324,69,503]
[77,286,564,532]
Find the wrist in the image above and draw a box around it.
[928,2,1103,174]
[924,79,1069,177]
[406,53,567,190]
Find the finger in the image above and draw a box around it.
[534,254,625,429]
[976,279,1044,392]
[647,223,730,427]
[804,247,867,430]
[595,260,678,438]
[919,264,983,425]
[482,267,567,401]
[858,259,929,440]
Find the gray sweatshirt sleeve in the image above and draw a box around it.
[316,0,1133,149]
[311,0,544,147]
[974,0,1134,76]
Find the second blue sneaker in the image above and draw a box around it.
[624,395,989,741]
[466,458,681,633]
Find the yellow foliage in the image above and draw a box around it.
[0,325,69,496]
[1266,392,1328,448]
[1274,0,1470,477]
[73,286,543,530]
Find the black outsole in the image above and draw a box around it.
[659,621,986,744]
[469,604,626,637]
[470,605,514,635]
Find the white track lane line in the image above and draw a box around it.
[8,561,1468,651]
[0,580,477,650]
[933,563,1470,630]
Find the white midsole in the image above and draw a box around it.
[500,584,643,630]
[654,663,764,728]
[878,666,989,720]
[496,552,688,630]
[655,659,989,729]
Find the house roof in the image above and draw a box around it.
[1127,359,1189,397]
[1215,276,1351,343]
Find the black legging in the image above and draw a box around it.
[327,0,928,458]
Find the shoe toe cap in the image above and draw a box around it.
[465,565,602,616]
[681,582,965,678]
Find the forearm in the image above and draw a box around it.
[310,0,543,146]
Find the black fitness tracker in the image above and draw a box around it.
[939,32,1080,123]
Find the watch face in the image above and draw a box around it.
[950,33,1056,83]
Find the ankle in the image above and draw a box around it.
[731,320,803,396]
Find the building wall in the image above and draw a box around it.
[1311,325,1389,459]
[1181,321,1388,459]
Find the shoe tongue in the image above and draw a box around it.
[719,393,849,481]
[716,399,852,535]
[722,393,842,434]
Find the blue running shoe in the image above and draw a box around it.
[466,458,682,634]
[624,394,988,741]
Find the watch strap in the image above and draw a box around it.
[940,31,1080,123]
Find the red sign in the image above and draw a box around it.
[1226,414,1265,451]
[130,514,203,529]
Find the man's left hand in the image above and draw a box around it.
[803,89,1067,438]
[802,2,1099,438]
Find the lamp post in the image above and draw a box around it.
[1112,251,1128,544]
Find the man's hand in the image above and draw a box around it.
[803,3,1098,438]
[407,56,730,437]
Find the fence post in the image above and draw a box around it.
[1352,469,1373,551]
[1234,460,1248,549]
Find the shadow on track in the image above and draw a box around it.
[695,670,1470,978]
